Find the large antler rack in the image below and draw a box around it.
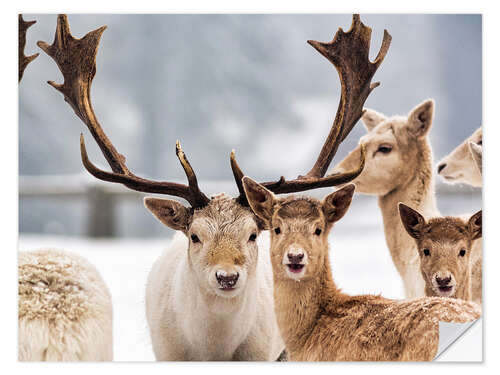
[19,14,39,82]
[231,14,391,205]
[38,14,210,208]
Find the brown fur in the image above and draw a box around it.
[243,177,481,361]
[399,205,481,301]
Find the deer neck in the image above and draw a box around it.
[378,142,438,267]
[272,250,342,354]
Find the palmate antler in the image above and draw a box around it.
[232,14,391,204]
[37,15,210,208]
[19,14,39,82]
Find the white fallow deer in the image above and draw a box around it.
[18,249,113,361]
[241,177,481,361]
[437,127,482,187]
[39,14,389,360]
[330,101,482,302]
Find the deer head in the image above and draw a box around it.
[330,99,435,196]
[38,14,390,297]
[437,127,482,187]
[398,203,481,299]
[243,177,355,282]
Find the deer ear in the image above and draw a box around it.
[468,210,482,240]
[407,99,434,138]
[242,176,275,228]
[322,184,355,224]
[362,109,387,131]
[398,203,426,239]
[468,142,482,175]
[144,197,192,233]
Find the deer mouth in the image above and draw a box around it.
[438,285,453,292]
[287,264,305,273]
[434,284,455,297]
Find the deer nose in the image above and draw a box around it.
[287,253,304,264]
[435,275,452,286]
[216,271,239,289]
[437,163,447,174]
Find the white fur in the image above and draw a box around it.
[18,249,113,361]
[145,231,283,361]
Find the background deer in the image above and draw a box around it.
[242,177,481,361]
[38,14,388,360]
[437,127,482,187]
[330,101,482,302]
[469,141,482,175]
[18,249,113,361]
[399,203,481,301]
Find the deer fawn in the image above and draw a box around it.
[330,101,482,302]
[242,177,481,361]
[399,204,481,301]
[437,127,482,187]
[38,14,388,360]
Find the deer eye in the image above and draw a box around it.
[274,227,281,235]
[478,139,482,146]
[190,234,200,243]
[459,249,466,257]
[377,145,392,154]
[314,228,322,236]
[423,248,430,256]
[249,233,257,242]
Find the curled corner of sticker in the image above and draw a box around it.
[435,317,483,361]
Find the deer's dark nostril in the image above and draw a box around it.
[436,276,451,286]
[216,272,239,288]
[437,163,447,174]
[287,253,304,264]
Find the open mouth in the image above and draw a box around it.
[219,286,235,291]
[286,264,305,273]
[438,285,453,293]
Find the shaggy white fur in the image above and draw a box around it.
[18,249,113,361]
[145,230,284,361]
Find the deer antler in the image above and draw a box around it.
[19,14,39,82]
[232,14,391,204]
[38,14,210,208]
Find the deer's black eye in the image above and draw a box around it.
[478,139,482,146]
[190,234,200,243]
[377,145,392,154]
[459,249,466,257]
[249,233,257,242]
[315,228,322,236]
[423,248,430,256]
[274,227,281,235]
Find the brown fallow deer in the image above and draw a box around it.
[330,102,482,303]
[399,203,481,301]
[38,14,389,360]
[19,14,39,82]
[437,127,482,187]
[242,177,481,361]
